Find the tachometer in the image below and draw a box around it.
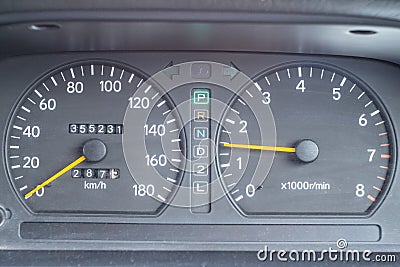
[5,60,184,215]
[217,62,395,215]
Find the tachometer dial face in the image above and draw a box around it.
[217,63,395,215]
[5,60,184,215]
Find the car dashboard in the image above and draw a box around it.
[0,0,400,266]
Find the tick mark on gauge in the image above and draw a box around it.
[10,136,20,139]
[225,118,235,124]
[157,195,166,202]
[51,76,58,86]
[370,110,380,117]
[167,177,177,183]
[220,163,230,168]
[110,66,115,77]
[13,125,22,131]
[70,68,75,79]
[358,92,365,100]
[128,73,135,83]
[34,89,43,98]
[381,154,391,159]
[340,77,347,87]
[27,98,36,105]
[364,100,372,107]
[246,90,253,98]
[61,72,66,81]
[19,185,28,192]
[16,116,26,121]
[11,165,21,169]
[231,189,239,194]
[373,186,382,192]
[119,69,125,79]
[330,72,336,82]
[144,85,152,93]
[42,83,50,91]
[320,69,324,79]
[367,195,376,202]
[230,108,240,115]
[101,65,104,76]
[264,76,271,85]
[276,72,280,81]
[156,100,165,107]
[375,121,385,126]
[21,106,31,113]
[254,82,262,91]
[163,110,171,116]
[90,65,94,76]
[298,67,302,77]
[377,176,386,181]
[227,182,236,188]
[163,187,171,192]
[238,98,246,106]
[166,119,176,124]
[137,79,143,87]
[80,66,85,77]
[287,68,291,78]
[235,195,244,202]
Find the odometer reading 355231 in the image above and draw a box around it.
[218,63,395,215]
[5,60,184,214]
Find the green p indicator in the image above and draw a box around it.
[193,89,210,104]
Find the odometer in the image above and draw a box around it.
[5,60,184,215]
[217,63,395,215]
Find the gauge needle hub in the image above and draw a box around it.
[24,155,86,199]
[223,143,296,153]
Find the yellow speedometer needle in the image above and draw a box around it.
[223,143,296,153]
[24,155,86,199]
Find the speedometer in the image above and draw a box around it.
[217,62,395,215]
[5,60,184,215]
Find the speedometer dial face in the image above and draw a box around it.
[5,60,184,215]
[217,63,395,215]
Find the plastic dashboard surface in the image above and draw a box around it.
[1,0,400,265]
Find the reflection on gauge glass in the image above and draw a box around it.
[5,60,185,214]
[217,63,395,215]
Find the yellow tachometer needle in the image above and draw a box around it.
[223,143,296,153]
[24,155,86,199]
